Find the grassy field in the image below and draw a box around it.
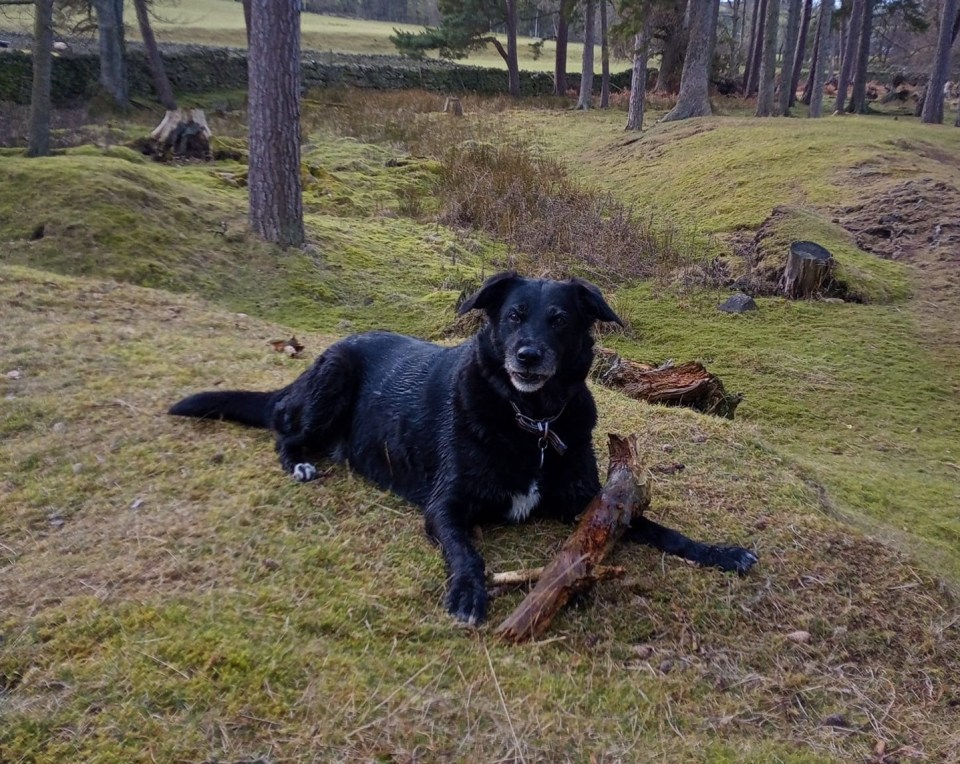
[2,86,960,762]
[0,0,628,73]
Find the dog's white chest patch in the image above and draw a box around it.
[508,481,540,523]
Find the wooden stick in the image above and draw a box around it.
[495,434,650,643]
[488,564,626,587]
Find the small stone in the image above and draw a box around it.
[71,463,84,475]
[659,659,673,674]
[210,452,225,465]
[661,444,674,453]
[718,293,758,314]
[786,630,811,644]
[130,498,145,510]
[263,558,281,571]
[52,422,67,434]
[5,369,22,380]
[632,644,654,659]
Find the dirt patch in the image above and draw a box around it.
[834,177,960,263]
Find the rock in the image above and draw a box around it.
[718,293,758,313]
[786,630,811,644]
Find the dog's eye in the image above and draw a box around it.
[550,314,568,329]
[506,310,523,324]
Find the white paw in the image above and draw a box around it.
[292,462,318,482]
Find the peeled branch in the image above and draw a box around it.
[495,434,650,643]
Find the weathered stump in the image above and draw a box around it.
[592,349,743,419]
[142,108,213,161]
[495,434,650,643]
[778,240,835,299]
[443,97,463,116]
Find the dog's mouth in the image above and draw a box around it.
[507,369,552,393]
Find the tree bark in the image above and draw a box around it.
[834,0,863,113]
[921,0,958,124]
[577,0,596,109]
[553,3,569,95]
[661,0,718,121]
[600,0,610,107]
[808,0,833,118]
[778,0,802,115]
[800,0,822,105]
[242,0,251,47]
[848,0,874,113]
[495,435,651,643]
[592,350,743,419]
[92,0,128,108]
[248,0,305,247]
[133,0,176,110]
[27,0,54,157]
[626,22,650,131]
[755,0,781,116]
[655,5,685,93]
[789,0,813,106]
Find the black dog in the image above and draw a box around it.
[169,272,757,624]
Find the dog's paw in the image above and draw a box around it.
[708,546,759,575]
[445,573,488,626]
[292,462,319,482]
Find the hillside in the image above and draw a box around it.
[2,94,960,762]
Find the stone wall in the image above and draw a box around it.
[0,46,633,105]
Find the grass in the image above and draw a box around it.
[0,0,631,74]
[2,90,960,761]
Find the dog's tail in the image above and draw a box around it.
[168,389,279,429]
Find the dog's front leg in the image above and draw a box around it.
[625,516,758,574]
[426,507,487,625]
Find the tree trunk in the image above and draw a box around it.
[808,0,833,117]
[495,435,651,643]
[661,0,718,121]
[834,0,863,113]
[626,22,650,131]
[554,4,569,95]
[600,0,610,107]
[577,0,596,109]
[503,0,520,97]
[133,0,176,110]
[778,241,835,298]
[921,0,958,124]
[729,0,743,79]
[242,0,251,46]
[778,0,802,115]
[789,0,813,106]
[248,0,305,248]
[92,0,128,108]
[849,0,874,113]
[755,0,781,116]
[745,0,767,94]
[27,0,54,157]
[655,11,685,93]
[800,0,822,105]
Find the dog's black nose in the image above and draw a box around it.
[516,346,542,366]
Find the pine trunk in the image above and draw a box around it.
[92,0,128,108]
[661,0,718,121]
[755,0,781,116]
[789,0,813,106]
[27,0,54,157]
[133,0,176,110]
[600,0,610,108]
[625,23,650,131]
[554,6,569,95]
[248,0,305,247]
[921,0,959,124]
[808,0,833,118]
[849,0,874,113]
[577,0,596,110]
[778,0,802,115]
[745,0,767,95]
[506,0,520,97]
[834,0,863,113]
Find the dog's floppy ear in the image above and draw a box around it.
[571,278,624,326]
[458,271,521,316]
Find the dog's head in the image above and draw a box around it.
[458,272,623,394]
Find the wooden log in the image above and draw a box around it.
[592,349,743,419]
[488,564,626,587]
[778,240,835,298]
[495,435,650,643]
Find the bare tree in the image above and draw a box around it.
[577,0,596,109]
[834,0,864,113]
[133,0,176,110]
[27,0,54,157]
[554,1,570,95]
[248,0,304,247]
[755,0,780,115]
[849,0,875,113]
[506,0,520,97]
[744,0,766,94]
[921,0,958,124]
[661,0,719,121]
[778,0,802,114]
[809,0,833,117]
[600,0,610,107]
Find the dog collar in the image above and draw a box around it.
[510,402,568,468]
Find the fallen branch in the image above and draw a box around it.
[592,348,743,419]
[495,434,650,643]
[488,564,626,587]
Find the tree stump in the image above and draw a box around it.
[592,349,743,419]
[778,240,835,299]
[146,109,213,161]
[443,97,463,116]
